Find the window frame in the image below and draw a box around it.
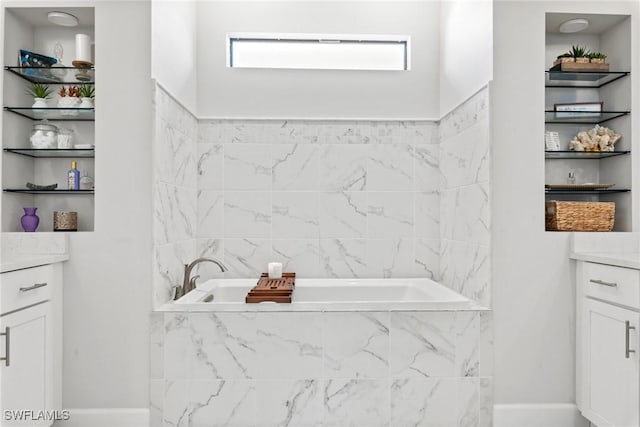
[226,32,411,71]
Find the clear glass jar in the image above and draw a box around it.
[79,173,94,190]
[57,128,74,149]
[30,121,58,149]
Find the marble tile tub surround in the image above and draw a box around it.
[153,83,198,308]
[152,81,443,306]
[196,119,441,281]
[439,87,491,308]
[150,84,494,426]
[150,310,492,427]
[152,83,494,308]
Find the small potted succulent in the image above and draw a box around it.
[26,83,52,109]
[57,85,80,116]
[78,85,95,108]
[555,52,574,64]
[589,52,607,64]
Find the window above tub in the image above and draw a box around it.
[226,32,410,71]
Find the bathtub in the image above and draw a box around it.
[160,277,485,311]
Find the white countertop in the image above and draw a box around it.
[570,251,640,270]
[1,254,69,273]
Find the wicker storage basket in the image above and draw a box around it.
[545,201,615,232]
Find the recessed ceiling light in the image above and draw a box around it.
[47,11,79,27]
[559,18,589,33]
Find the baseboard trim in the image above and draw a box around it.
[494,403,590,427]
[54,408,149,427]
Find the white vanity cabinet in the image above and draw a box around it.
[0,263,63,427]
[576,261,640,427]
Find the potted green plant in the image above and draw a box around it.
[57,85,80,116]
[589,52,607,64]
[25,83,52,109]
[555,52,574,64]
[570,45,591,63]
[78,85,95,108]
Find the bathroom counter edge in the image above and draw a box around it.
[1,254,69,273]
[570,251,640,270]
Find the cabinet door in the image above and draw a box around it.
[582,298,639,427]
[0,302,52,427]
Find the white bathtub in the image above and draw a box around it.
[160,278,485,312]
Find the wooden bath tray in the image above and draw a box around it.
[246,273,295,303]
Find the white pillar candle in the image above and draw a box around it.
[267,262,283,279]
[75,34,92,63]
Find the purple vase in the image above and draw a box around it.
[20,207,40,232]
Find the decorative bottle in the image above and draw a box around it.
[20,207,40,232]
[68,161,80,190]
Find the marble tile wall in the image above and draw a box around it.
[439,87,491,307]
[153,84,199,307]
[196,119,440,280]
[151,310,491,427]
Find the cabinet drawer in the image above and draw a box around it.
[1,265,54,314]
[584,262,640,309]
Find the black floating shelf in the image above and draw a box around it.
[545,188,630,195]
[4,106,94,121]
[3,189,94,195]
[545,110,630,125]
[545,70,629,88]
[4,148,94,158]
[4,66,94,84]
[545,150,630,159]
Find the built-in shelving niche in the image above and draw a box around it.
[545,13,632,232]
[1,7,95,232]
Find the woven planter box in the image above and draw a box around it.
[545,201,615,232]
[549,61,610,72]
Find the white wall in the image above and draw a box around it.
[492,0,639,407]
[439,0,492,116]
[61,0,152,409]
[196,1,440,120]
[0,0,152,411]
[151,0,197,113]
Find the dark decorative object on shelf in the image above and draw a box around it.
[26,182,57,190]
[53,211,77,232]
[19,49,57,68]
[20,207,40,232]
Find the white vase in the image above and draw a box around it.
[58,96,80,116]
[32,98,48,108]
[79,97,94,109]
